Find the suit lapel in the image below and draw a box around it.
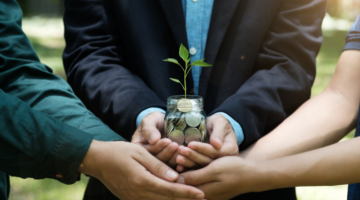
[199,0,241,97]
[158,0,188,48]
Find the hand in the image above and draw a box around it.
[176,156,267,200]
[79,140,205,200]
[176,114,239,172]
[132,112,179,167]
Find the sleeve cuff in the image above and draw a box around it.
[40,123,94,185]
[213,112,244,146]
[136,108,166,127]
[344,42,360,51]
[344,15,360,51]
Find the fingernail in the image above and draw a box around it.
[166,170,178,180]
[180,157,186,164]
[149,132,157,144]
[177,176,185,184]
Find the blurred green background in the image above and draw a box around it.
[7,0,360,200]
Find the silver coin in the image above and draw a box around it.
[185,128,202,144]
[198,119,206,142]
[177,99,192,112]
[174,113,187,131]
[185,112,202,127]
[166,111,183,134]
[168,130,185,145]
[165,120,174,136]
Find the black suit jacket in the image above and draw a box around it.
[63,0,326,199]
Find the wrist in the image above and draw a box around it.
[78,140,108,178]
[256,160,291,191]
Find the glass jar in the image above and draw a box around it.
[163,95,208,146]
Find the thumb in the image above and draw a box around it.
[176,167,213,186]
[135,149,179,182]
[209,117,231,149]
[142,126,162,145]
[140,113,164,145]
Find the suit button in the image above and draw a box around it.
[192,0,198,2]
[55,174,63,179]
[189,47,197,55]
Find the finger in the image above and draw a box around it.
[146,191,205,200]
[156,142,179,163]
[176,167,214,186]
[141,125,162,145]
[188,142,221,158]
[189,140,238,159]
[135,148,179,182]
[131,129,147,144]
[176,155,200,169]
[140,113,165,144]
[126,188,203,200]
[143,172,205,199]
[142,138,172,154]
[209,117,231,150]
[196,182,221,199]
[179,147,213,167]
[176,165,186,172]
[168,146,182,167]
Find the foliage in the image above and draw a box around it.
[17,0,64,17]
[164,44,212,98]
[326,0,359,20]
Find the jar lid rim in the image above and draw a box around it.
[167,95,203,100]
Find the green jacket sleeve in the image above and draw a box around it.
[0,89,94,184]
[0,0,125,142]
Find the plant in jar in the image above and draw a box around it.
[162,44,212,146]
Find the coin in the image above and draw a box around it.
[173,113,187,131]
[168,130,185,145]
[165,120,174,135]
[185,128,202,144]
[177,99,192,112]
[198,119,206,142]
[185,112,202,127]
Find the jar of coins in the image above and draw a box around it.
[164,95,208,146]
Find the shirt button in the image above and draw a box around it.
[192,0,198,2]
[189,47,197,55]
[55,174,64,179]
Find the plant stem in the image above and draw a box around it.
[184,60,188,99]
[184,74,187,98]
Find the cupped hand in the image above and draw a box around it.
[132,112,179,167]
[176,114,239,172]
[79,140,205,200]
[176,156,266,200]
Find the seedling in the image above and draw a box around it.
[164,44,212,98]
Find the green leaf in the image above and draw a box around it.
[163,58,180,65]
[179,43,189,62]
[170,78,181,84]
[191,59,212,67]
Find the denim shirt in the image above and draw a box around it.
[345,15,360,200]
[136,0,244,146]
[344,15,360,51]
[181,0,214,95]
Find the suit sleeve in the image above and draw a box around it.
[63,0,166,141]
[210,0,326,149]
[0,89,93,185]
[0,0,124,142]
